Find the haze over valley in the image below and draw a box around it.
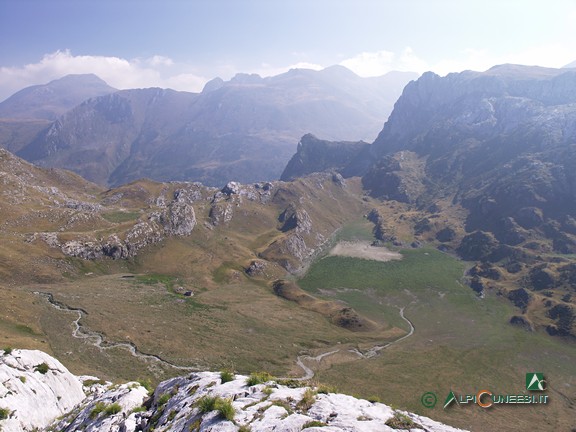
[1,1,575,431]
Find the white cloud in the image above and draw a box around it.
[340,50,396,76]
[340,44,576,78]
[249,61,324,78]
[0,50,208,101]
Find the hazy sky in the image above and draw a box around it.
[1,0,575,100]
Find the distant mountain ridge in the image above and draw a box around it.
[0,74,116,120]
[1,67,417,187]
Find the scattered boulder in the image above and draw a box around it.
[245,260,268,277]
[222,181,241,195]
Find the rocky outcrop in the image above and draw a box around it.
[260,233,314,273]
[1,350,467,432]
[0,349,85,432]
[279,204,312,234]
[245,260,268,277]
[280,134,371,181]
[51,381,148,432]
[57,369,466,432]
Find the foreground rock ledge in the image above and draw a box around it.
[1,349,467,432]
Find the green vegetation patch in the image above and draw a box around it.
[302,420,327,428]
[220,369,235,384]
[300,248,464,295]
[0,407,10,420]
[246,371,273,386]
[34,362,49,374]
[104,402,122,415]
[136,274,176,289]
[196,395,235,421]
[89,401,106,419]
[385,412,420,429]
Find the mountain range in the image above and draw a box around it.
[1,63,576,432]
[0,67,417,186]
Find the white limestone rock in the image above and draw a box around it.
[1,350,467,432]
[0,349,85,432]
[60,371,467,432]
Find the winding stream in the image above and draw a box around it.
[35,291,199,372]
[37,290,415,381]
[290,305,416,380]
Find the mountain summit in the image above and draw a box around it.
[0,74,116,120]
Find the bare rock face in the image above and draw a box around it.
[279,204,312,234]
[222,181,241,195]
[61,240,105,260]
[0,349,85,432]
[160,201,196,236]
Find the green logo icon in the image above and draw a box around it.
[421,392,437,408]
[526,373,546,391]
[443,390,458,409]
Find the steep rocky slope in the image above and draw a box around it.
[6,67,416,187]
[279,65,576,337]
[360,65,576,337]
[0,349,466,432]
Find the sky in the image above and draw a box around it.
[0,0,575,101]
